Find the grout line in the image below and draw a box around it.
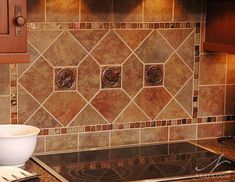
[44,0,47,22]
[172,0,175,22]
[224,54,228,115]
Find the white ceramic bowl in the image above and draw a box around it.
[0,124,40,167]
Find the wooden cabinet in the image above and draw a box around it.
[203,0,235,54]
[0,0,29,63]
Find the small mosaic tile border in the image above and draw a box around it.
[28,22,200,30]
[37,116,235,136]
[10,64,18,124]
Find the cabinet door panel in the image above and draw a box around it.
[0,0,8,34]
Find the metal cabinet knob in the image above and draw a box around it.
[16,16,26,26]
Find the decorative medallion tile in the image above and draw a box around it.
[164,53,192,96]
[18,85,40,124]
[77,56,100,101]
[43,92,86,127]
[91,31,131,65]
[135,30,174,63]
[55,68,76,90]
[102,66,121,88]
[157,99,190,120]
[70,30,107,51]
[28,30,62,53]
[70,104,108,126]
[145,64,163,86]
[123,55,143,97]
[26,107,62,129]
[176,33,195,70]
[158,29,193,49]
[19,57,53,103]
[91,90,130,123]
[43,31,87,66]
[175,77,193,116]
[134,87,172,119]
[115,103,148,123]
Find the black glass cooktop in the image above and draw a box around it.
[35,142,235,182]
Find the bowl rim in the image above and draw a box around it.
[0,124,40,138]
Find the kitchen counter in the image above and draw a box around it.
[27,138,235,182]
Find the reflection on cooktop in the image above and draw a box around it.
[35,142,235,182]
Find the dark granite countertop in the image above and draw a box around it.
[26,138,235,182]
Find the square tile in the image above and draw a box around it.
[145,64,163,86]
[27,0,45,22]
[55,68,77,90]
[102,66,121,89]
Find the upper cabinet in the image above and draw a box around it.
[0,0,29,64]
[203,0,235,54]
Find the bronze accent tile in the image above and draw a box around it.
[0,64,10,95]
[200,54,226,85]
[113,0,143,22]
[177,33,196,70]
[0,97,10,124]
[170,125,196,141]
[44,32,87,66]
[174,0,202,21]
[92,31,131,65]
[70,30,107,51]
[79,132,109,150]
[157,99,190,120]
[135,87,172,119]
[116,30,151,50]
[81,0,112,22]
[18,85,40,124]
[159,29,193,50]
[18,44,40,77]
[46,134,78,152]
[19,57,53,103]
[198,86,225,117]
[35,136,45,153]
[175,77,193,116]
[140,127,168,144]
[226,85,235,115]
[55,68,76,90]
[43,92,86,127]
[46,0,80,22]
[26,107,61,129]
[77,56,100,101]
[145,65,163,86]
[102,66,121,88]
[70,104,108,126]
[123,55,143,98]
[136,31,174,64]
[227,55,235,84]
[91,90,130,123]
[28,30,62,53]
[197,123,223,139]
[143,0,173,22]
[111,129,139,147]
[27,0,45,22]
[165,53,192,96]
[115,103,148,123]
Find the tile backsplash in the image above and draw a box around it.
[0,0,235,154]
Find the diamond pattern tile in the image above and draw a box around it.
[135,30,174,63]
[123,55,143,98]
[156,99,190,120]
[26,107,62,128]
[69,104,108,126]
[43,31,87,66]
[134,87,172,119]
[164,53,192,96]
[116,30,151,50]
[44,92,86,127]
[91,31,131,65]
[159,29,193,49]
[91,90,130,123]
[28,30,62,53]
[115,102,148,123]
[19,57,53,103]
[70,30,107,51]
[18,85,40,124]
[77,56,100,101]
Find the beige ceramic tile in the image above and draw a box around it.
[170,125,196,141]
[0,64,10,95]
[0,96,10,124]
[79,132,109,150]
[141,127,168,144]
[111,129,139,147]
[197,123,223,139]
[34,136,45,153]
[27,0,45,22]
